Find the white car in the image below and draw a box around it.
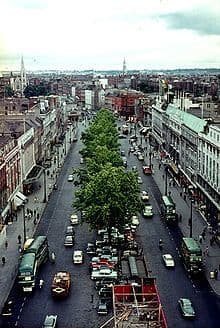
[80,158,84,164]
[162,254,175,268]
[143,205,153,218]
[67,174,74,182]
[141,191,149,202]
[137,176,143,184]
[131,215,140,226]
[70,214,79,225]
[73,250,83,264]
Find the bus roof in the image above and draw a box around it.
[19,253,36,272]
[25,236,47,254]
[182,237,201,252]
[162,195,175,206]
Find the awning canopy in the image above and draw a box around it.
[23,165,43,185]
[14,191,28,207]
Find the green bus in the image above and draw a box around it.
[18,236,49,292]
[180,237,203,274]
[161,195,177,224]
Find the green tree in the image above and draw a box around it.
[74,164,142,240]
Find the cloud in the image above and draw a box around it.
[159,8,220,36]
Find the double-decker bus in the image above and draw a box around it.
[161,195,177,224]
[180,237,203,274]
[17,236,49,292]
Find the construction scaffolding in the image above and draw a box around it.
[112,278,168,328]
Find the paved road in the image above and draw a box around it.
[118,123,220,328]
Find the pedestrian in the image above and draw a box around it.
[183,194,187,201]
[173,181,175,187]
[5,240,8,249]
[201,230,206,240]
[214,269,218,280]
[205,246,209,256]
[179,214,182,222]
[2,256,6,265]
[34,197,37,203]
[180,191,182,197]
[198,235,203,243]
[210,237,214,246]
[159,163,161,170]
[162,174,165,179]
[91,294,94,303]
[219,264,220,271]
[18,234,22,244]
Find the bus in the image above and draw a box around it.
[161,195,177,224]
[18,236,49,292]
[180,237,203,274]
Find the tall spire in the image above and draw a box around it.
[122,58,126,76]
[20,55,27,96]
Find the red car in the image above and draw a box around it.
[143,165,152,175]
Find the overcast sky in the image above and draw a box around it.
[1,0,220,71]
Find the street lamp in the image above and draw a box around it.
[164,166,168,196]
[42,167,47,203]
[22,204,27,243]
[189,199,194,237]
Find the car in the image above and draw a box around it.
[122,158,127,168]
[66,226,75,236]
[162,254,175,268]
[72,137,78,142]
[131,215,140,226]
[143,205,153,218]
[121,150,125,156]
[141,191,149,202]
[129,147,134,153]
[67,174,74,182]
[143,165,153,175]
[178,298,195,318]
[73,250,83,264]
[64,235,74,247]
[1,300,13,316]
[138,154,144,161]
[42,314,57,328]
[91,267,118,280]
[80,158,84,164]
[118,134,127,139]
[86,242,96,255]
[137,176,143,184]
[132,166,137,171]
[97,300,108,315]
[130,135,138,141]
[70,214,79,225]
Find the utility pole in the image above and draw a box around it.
[22,204,26,243]
[164,166,168,196]
[189,199,193,237]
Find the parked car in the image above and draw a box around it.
[70,214,79,225]
[97,300,108,315]
[80,158,84,164]
[121,150,125,156]
[42,314,57,328]
[66,226,75,236]
[178,298,195,318]
[162,254,175,268]
[141,191,149,202]
[1,300,13,317]
[143,165,152,175]
[131,215,140,226]
[73,250,83,264]
[67,174,74,182]
[86,243,96,255]
[143,205,154,218]
[137,176,143,184]
[64,235,74,247]
[138,154,144,161]
[91,267,118,280]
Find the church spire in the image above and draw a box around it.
[20,55,27,96]
[122,58,127,76]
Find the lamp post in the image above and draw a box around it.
[189,199,193,237]
[42,168,47,203]
[22,204,27,243]
[164,166,168,196]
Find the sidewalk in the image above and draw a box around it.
[0,125,75,312]
[150,154,220,295]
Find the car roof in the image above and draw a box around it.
[74,250,82,255]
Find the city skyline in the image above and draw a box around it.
[1,0,220,71]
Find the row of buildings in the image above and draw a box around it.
[0,94,78,239]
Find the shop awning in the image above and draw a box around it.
[23,165,43,185]
[14,191,28,207]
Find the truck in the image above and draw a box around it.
[51,271,71,298]
[180,237,203,274]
